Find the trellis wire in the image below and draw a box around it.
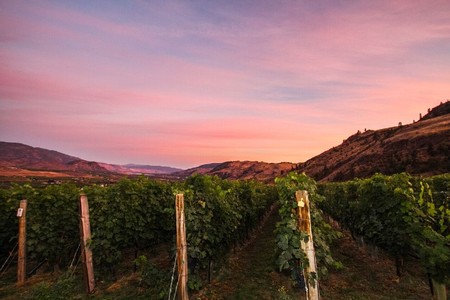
[0,242,18,277]
[167,251,178,300]
[69,243,84,277]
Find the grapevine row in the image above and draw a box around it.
[274,172,342,289]
[319,173,450,286]
[0,174,276,290]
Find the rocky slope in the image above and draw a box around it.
[177,101,450,183]
[295,101,450,181]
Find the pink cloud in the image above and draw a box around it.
[1,1,449,168]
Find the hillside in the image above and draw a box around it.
[295,101,450,181]
[178,102,449,183]
[0,142,179,179]
[171,163,222,178]
[0,142,81,170]
[174,161,296,183]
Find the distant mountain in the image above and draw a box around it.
[294,101,450,181]
[172,163,222,178]
[0,142,109,174]
[66,160,111,173]
[102,163,182,175]
[2,102,448,183]
[123,164,182,174]
[174,161,296,183]
[0,142,181,177]
[0,142,80,168]
[175,101,450,183]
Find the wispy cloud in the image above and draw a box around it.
[1,0,449,167]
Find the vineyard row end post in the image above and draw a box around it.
[17,199,27,286]
[296,190,319,300]
[79,193,95,294]
[176,194,188,300]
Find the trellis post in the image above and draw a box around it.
[176,194,188,300]
[79,193,95,294]
[17,199,27,285]
[296,190,319,300]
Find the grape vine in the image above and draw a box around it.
[274,172,342,288]
[320,173,450,284]
[0,174,276,291]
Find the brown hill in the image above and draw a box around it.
[2,102,448,183]
[0,142,182,179]
[173,103,449,183]
[66,160,110,173]
[0,142,79,170]
[421,100,450,120]
[295,101,450,181]
[0,142,109,175]
[172,163,222,178]
[174,161,296,183]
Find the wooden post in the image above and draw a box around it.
[17,199,27,285]
[296,190,319,300]
[79,193,95,294]
[176,194,188,300]
[431,279,447,300]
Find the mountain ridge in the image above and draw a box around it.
[173,161,296,183]
[0,142,181,177]
[175,101,450,182]
[294,101,450,181]
[1,101,448,183]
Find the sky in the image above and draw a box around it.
[1,0,449,169]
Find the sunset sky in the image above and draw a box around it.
[1,0,449,168]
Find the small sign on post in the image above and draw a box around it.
[17,208,24,217]
[17,199,27,286]
[296,190,319,300]
[175,194,188,300]
[79,193,95,294]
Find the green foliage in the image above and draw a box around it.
[412,175,450,283]
[1,172,447,296]
[27,184,80,266]
[24,272,76,300]
[187,273,203,291]
[182,174,276,285]
[277,285,294,300]
[84,177,175,269]
[0,187,20,260]
[134,255,169,299]
[320,173,450,283]
[0,174,277,293]
[0,184,80,266]
[275,172,342,287]
[0,177,176,272]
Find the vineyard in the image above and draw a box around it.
[0,172,449,299]
[0,175,277,298]
[319,173,450,298]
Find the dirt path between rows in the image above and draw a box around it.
[193,205,434,300]
[194,207,303,299]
